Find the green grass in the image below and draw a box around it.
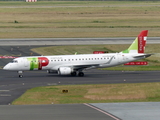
[12,83,160,105]
[0,1,160,38]
[0,1,157,6]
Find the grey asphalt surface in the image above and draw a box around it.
[0,39,160,120]
[0,37,160,46]
[0,104,118,120]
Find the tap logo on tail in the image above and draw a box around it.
[138,30,148,53]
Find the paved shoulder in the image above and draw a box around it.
[92,102,160,120]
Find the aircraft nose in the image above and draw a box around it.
[3,64,10,70]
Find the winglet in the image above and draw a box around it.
[121,30,148,53]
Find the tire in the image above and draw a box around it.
[78,72,84,77]
[19,75,23,78]
[71,72,77,76]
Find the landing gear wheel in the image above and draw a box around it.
[78,72,84,77]
[19,75,23,78]
[71,72,77,76]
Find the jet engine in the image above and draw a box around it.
[58,67,72,75]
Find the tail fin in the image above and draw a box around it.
[121,30,148,53]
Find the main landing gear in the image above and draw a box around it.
[71,71,84,77]
[71,71,77,76]
[18,71,23,78]
[78,72,84,77]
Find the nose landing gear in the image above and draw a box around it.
[18,71,23,78]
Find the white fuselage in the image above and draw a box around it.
[3,53,144,71]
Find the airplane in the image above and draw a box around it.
[3,30,152,78]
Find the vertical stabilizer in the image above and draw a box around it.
[121,30,148,53]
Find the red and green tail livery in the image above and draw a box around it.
[121,30,148,53]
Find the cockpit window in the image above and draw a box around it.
[10,60,18,63]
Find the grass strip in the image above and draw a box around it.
[12,82,160,105]
[0,1,160,38]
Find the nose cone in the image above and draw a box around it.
[3,64,10,70]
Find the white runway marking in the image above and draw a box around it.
[0,94,11,97]
[84,103,121,120]
[0,90,10,92]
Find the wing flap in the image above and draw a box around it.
[72,64,100,70]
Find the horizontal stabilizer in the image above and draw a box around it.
[133,54,153,58]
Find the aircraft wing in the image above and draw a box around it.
[71,64,100,70]
[60,56,115,71]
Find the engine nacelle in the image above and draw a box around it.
[58,67,72,75]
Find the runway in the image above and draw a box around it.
[0,40,160,120]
